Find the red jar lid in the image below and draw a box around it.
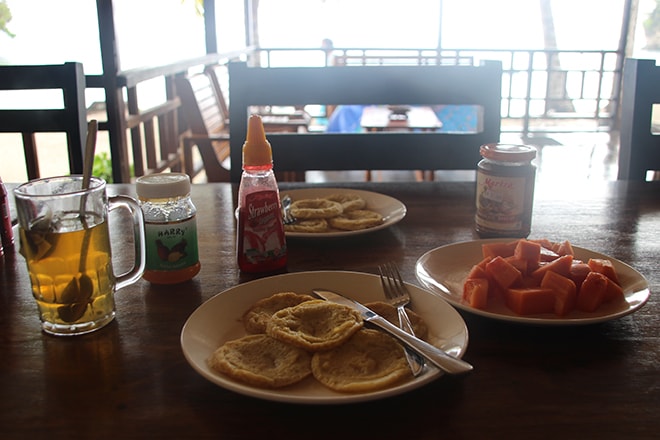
[480,143,536,162]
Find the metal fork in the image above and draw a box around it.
[379,262,425,376]
[281,195,296,225]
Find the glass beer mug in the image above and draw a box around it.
[14,175,146,336]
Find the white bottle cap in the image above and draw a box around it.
[136,173,191,199]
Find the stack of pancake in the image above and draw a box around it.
[207,291,429,393]
[283,193,383,233]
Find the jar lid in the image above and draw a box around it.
[480,143,536,162]
[136,173,191,199]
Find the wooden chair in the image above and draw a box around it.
[176,68,312,182]
[0,62,87,180]
[175,71,231,182]
[227,61,502,183]
[618,58,660,180]
[205,63,311,132]
[204,64,231,120]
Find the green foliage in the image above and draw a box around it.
[92,152,114,183]
[0,0,15,38]
[92,152,135,183]
[181,0,204,17]
[644,0,660,50]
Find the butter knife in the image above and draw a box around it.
[313,289,473,375]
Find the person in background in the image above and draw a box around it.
[321,38,336,66]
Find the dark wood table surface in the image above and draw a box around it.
[1,180,658,439]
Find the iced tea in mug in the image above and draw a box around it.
[14,176,146,336]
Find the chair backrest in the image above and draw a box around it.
[175,72,231,182]
[0,62,87,180]
[204,64,230,120]
[176,72,227,136]
[228,61,502,183]
[618,58,660,180]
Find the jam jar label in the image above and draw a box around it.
[475,173,527,231]
[144,217,199,271]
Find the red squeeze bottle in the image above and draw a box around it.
[0,176,14,252]
[236,115,287,272]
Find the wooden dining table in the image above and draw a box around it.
[1,179,658,439]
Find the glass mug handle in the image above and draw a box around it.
[108,195,146,290]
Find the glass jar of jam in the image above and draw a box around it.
[475,143,537,238]
[136,173,201,284]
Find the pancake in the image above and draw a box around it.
[283,218,329,233]
[364,301,429,341]
[266,299,363,351]
[327,209,383,231]
[243,291,316,334]
[207,334,312,389]
[324,193,366,212]
[311,328,411,393]
[290,199,343,219]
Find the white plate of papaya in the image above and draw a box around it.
[415,238,650,325]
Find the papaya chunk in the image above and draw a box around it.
[577,272,608,312]
[513,239,542,266]
[463,278,489,309]
[569,262,591,292]
[476,256,493,270]
[467,264,489,280]
[540,271,577,316]
[505,287,556,315]
[529,238,555,250]
[482,241,518,259]
[520,276,539,288]
[504,256,528,274]
[485,256,522,290]
[604,277,624,303]
[531,254,574,280]
[539,246,560,262]
[556,240,575,256]
[587,258,620,285]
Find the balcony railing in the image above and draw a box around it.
[77,46,621,183]
[254,47,622,140]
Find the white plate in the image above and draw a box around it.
[180,271,469,404]
[280,188,406,238]
[415,239,651,325]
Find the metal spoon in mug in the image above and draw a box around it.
[59,120,98,322]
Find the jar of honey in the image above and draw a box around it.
[475,143,537,238]
[136,173,200,284]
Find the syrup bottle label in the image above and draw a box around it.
[239,190,286,265]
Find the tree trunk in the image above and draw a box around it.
[540,0,575,113]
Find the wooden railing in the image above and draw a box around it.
[84,46,622,183]
[255,47,623,140]
[84,50,251,183]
